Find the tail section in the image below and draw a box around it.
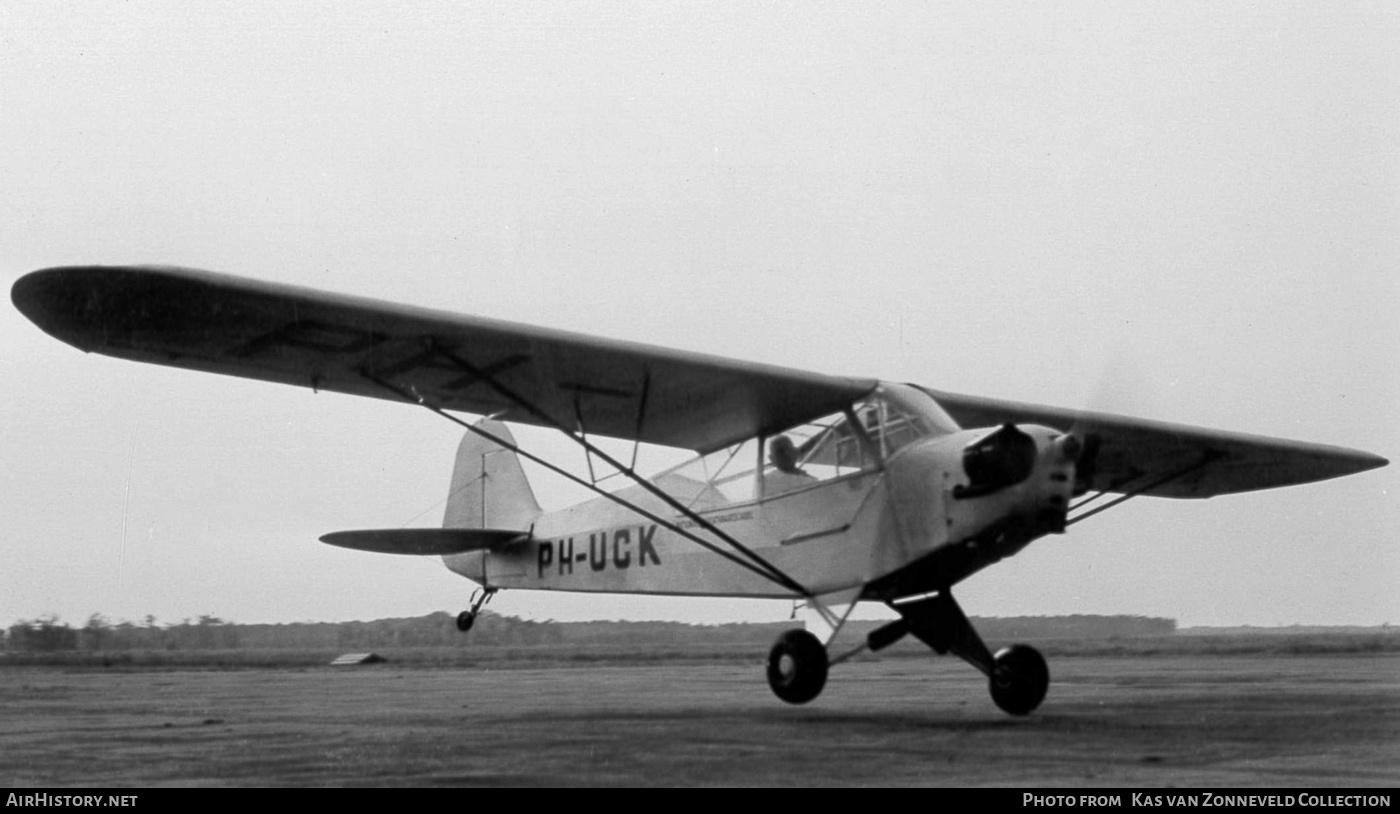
[443,420,542,531]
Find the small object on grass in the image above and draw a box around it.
[331,652,387,666]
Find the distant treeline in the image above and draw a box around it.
[2,612,1176,653]
[976,615,1175,640]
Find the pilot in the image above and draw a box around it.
[764,435,814,495]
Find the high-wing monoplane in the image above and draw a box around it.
[12,265,1387,715]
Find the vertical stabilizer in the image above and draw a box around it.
[443,420,542,531]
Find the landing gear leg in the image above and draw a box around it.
[455,587,497,633]
[885,590,1050,716]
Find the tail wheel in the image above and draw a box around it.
[456,588,496,634]
[766,629,828,704]
[989,644,1049,715]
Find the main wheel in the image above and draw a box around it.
[455,610,476,632]
[989,644,1049,715]
[766,629,828,704]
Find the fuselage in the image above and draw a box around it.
[444,383,1077,602]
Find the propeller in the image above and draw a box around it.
[1058,351,1146,496]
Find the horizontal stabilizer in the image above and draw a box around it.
[319,528,529,555]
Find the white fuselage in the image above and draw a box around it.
[444,416,1076,601]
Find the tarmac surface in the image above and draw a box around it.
[1,653,1396,787]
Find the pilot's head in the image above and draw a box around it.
[770,435,801,474]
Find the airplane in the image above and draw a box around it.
[11,264,1388,715]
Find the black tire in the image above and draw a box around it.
[766,629,828,704]
[989,644,1049,716]
[455,611,476,633]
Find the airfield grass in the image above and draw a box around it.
[4,629,1398,670]
[1,652,1396,786]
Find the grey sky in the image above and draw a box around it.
[3,2,1396,628]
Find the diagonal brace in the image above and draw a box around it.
[360,370,812,597]
[1067,452,1224,528]
[419,340,811,596]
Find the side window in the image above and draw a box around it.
[762,412,875,497]
[654,438,761,507]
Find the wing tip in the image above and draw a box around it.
[1270,446,1388,492]
[12,265,197,348]
[1348,449,1389,474]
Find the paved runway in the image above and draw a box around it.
[1,653,1396,786]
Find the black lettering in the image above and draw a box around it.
[638,524,660,566]
[558,538,574,575]
[234,320,387,358]
[537,541,553,578]
[613,528,631,568]
[589,532,608,572]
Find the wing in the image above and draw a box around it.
[923,388,1387,498]
[12,265,876,452]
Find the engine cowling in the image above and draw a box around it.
[955,423,1038,499]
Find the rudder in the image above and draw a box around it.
[443,420,542,531]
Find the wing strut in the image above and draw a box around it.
[359,346,813,598]
[1066,451,1223,527]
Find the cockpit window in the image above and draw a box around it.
[648,385,957,505]
[762,410,875,497]
[648,437,761,509]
